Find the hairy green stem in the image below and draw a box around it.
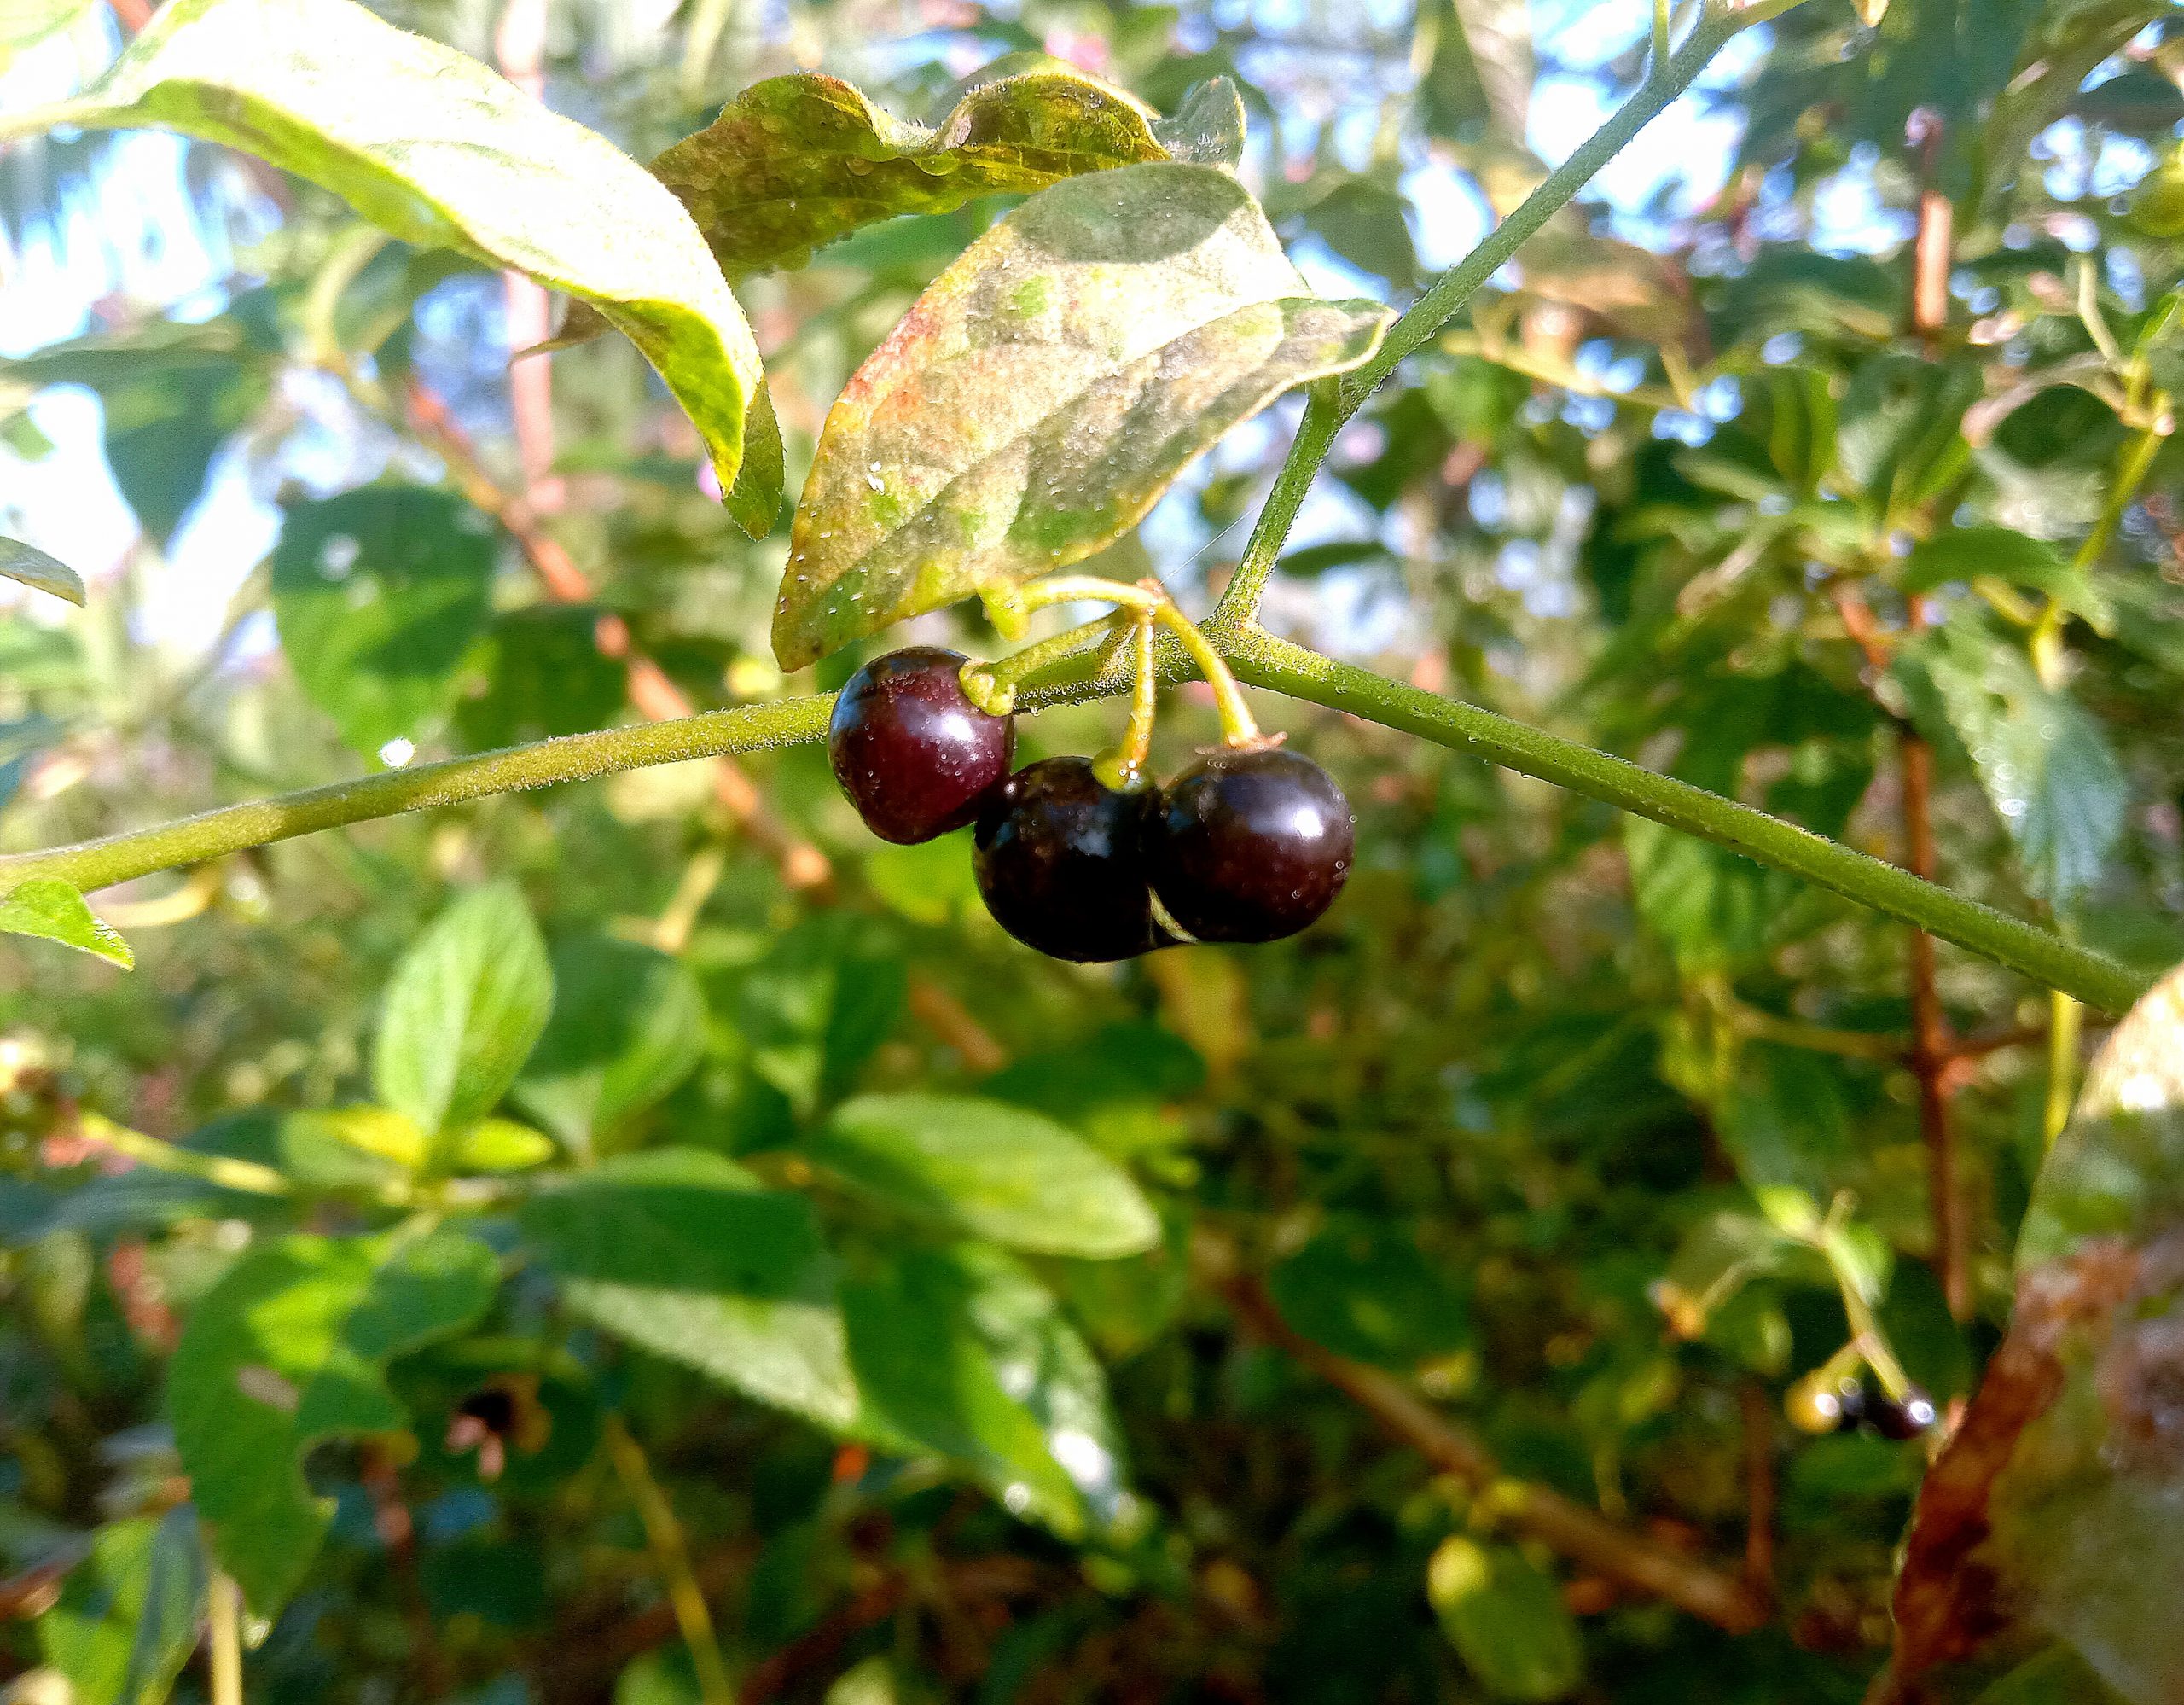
[0,697,828,893]
[3,626,2147,1013]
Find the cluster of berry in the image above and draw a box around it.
[828,647,1356,963]
[1785,1370,1937,1441]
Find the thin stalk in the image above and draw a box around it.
[2030,422,2164,678]
[2044,988,2083,1148]
[2,631,2148,1014]
[78,1112,293,1199]
[207,1568,244,1705]
[1153,604,1258,744]
[605,1417,735,1705]
[1214,3,1746,629]
[1095,613,1159,792]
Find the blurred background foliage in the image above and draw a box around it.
[5,0,2184,1701]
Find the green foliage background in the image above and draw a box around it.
[5,0,2184,1702]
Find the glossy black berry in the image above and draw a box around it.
[828,647,1014,844]
[973,757,1159,963]
[1867,1387,1937,1441]
[1146,747,1354,943]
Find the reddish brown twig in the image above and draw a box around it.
[400,378,831,892]
[1223,1277,1769,1633]
[1740,1380,1776,1599]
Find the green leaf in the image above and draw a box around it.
[515,935,707,1151]
[771,162,1391,668]
[1901,526,2112,633]
[2,0,96,59]
[372,882,553,1142]
[1268,1222,1471,1370]
[36,1508,204,1705]
[1623,817,1797,973]
[0,536,84,605]
[0,878,134,969]
[270,486,497,757]
[810,1095,1159,1259]
[1426,1537,1583,1702]
[650,67,1246,283]
[1913,614,2128,906]
[841,1242,1118,1537]
[454,606,629,750]
[100,355,273,546]
[34,0,777,533]
[516,1148,857,1429]
[166,1230,498,1616]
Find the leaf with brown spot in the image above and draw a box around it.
[1885,962,2184,1704]
[771,162,1391,670]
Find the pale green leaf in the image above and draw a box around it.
[651,66,1246,283]
[515,935,707,1150]
[1426,1537,1583,1702]
[166,1231,497,1616]
[1901,526,2113,633]
[516,1148,857,1429]
[0,536,84,605]
[772,163,1391,668]
[0,878,133,969]
[36,1508,203,1705]
[372,882,553,1141]
[811,1095,1159,1259]
[27,0,777,532]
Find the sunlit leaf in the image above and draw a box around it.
[28,0,777,532]
[515,935,707,1151]
[1901,527,2112,633]
[167,1230,498,1616]
[772,162,1391,668]
[517,1148,857,1429]
[1912,614,2128,906]
[373,882,553,1143]
[810,1095,1159,1259]
[36,1508,203,1705]
[0,536,84,605]
[651,65,1246,282]
[0,878,133,969]
[270,486,497,758]
[1426,1536,1583,1702]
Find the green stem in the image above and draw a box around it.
[1153,604,1259,744]
[0,696,828,894]
[1213,5,1744,628]
[78,1112,294,1199]
[1095,613,1159,791]
[3,629,2147,1014]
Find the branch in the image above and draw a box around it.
[0,631,2150,1015]
[1223,1276,1770,1633]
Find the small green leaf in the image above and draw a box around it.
[31,0,776,532]
[373,882,553,1142]
[517,1148,857,1429]
[0,536,85,605]
[1901,526,2113,633]
[811,1095,1159,1259]
[650,67,1246,283]
[270,486,497,758]
[1426,1537,1584,1702]
[166,1231,498,1616]
[771,162,1391,667]
[515,935,707,1150]
[1268,1222,1471,1370]
[1910,614,2129,906]
[0,878,133,969]
[36,1507,204,1705]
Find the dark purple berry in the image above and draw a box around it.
[973,758,1159,963]
[1146,748,1354,943]
[1867,1387,1937,1441]
[828,647,1014,844]
[1831,1380,1868,1434]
